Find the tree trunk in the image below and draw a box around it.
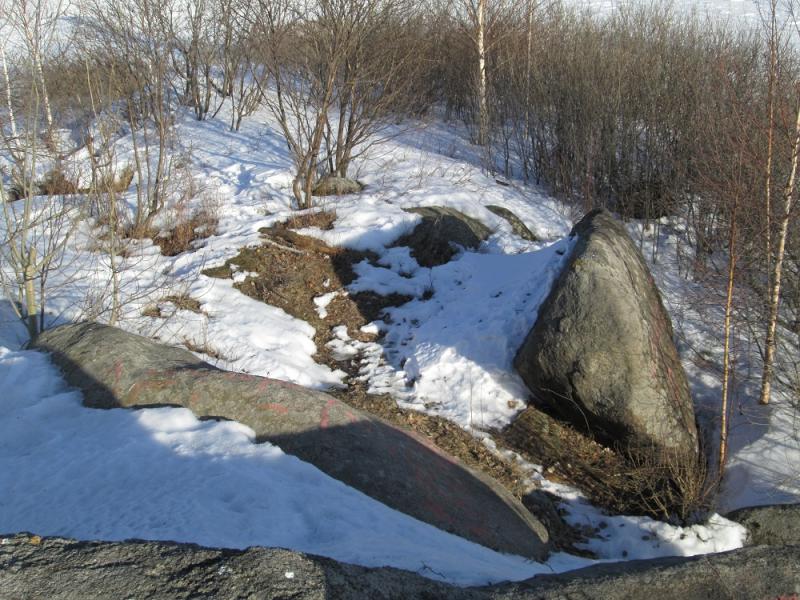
[720,196,738,475]
[759,93,800,405]
[24,246,38,340]
[1,47,18,144]
[764,0,778,304]
[476,0,489,147]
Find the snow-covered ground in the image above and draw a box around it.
[0,97,794,586]
[0,344,597,586]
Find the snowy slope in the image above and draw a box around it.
[0,97,792,585]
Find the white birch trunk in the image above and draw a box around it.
[759,95,800,405]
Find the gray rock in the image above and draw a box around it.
[514,209,698,457]
[491,543,800,600]
[725,503,800,546]
[0,533,469,600]
[396,206,492,267]
[312,176,363,196]
[486,205,538,242]
[33,322,549,560]
[1,533,798,600]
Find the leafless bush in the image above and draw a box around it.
[82,0,177,228]
[251,0,425,208]
[502,407,713,523]
[152,182,220,256]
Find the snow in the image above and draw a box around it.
[570,0,796,30]
[626,220,800,512]
[1,344,591,586]
[359,242,572,429]
[313,291,342,319]
[0,73,797,586]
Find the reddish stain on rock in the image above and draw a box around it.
[319,398,337,429]
[257,402,289,415]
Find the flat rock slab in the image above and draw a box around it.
[33,322,548,560]
[725,503,800,546]
[2,533,798,600]
[514,209,698,457]
[0,533,466,600]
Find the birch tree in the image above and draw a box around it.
[5,0,69,137]
[759,87,800,405]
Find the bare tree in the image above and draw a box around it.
[0,100,76,339]
[324,0,422,178]
[254,0,415,208]
[451,0,525,148]
[82,0,175,229]
[216,0,262,131]
[760,87,800,405]
[5,0,72,138]
[164,0,219,121]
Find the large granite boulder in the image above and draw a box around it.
[1,533,798,600]
[725,503,800,547]
[33,323,549,560]
[395,207,491,267]
[514,209,698,457]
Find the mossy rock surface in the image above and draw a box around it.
[486,205,538,242]
[2,533,798,599]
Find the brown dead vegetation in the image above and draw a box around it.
[182,337,226,361]
[501,407,713,523]
[152,208,219,256]
[200,216,585,551]
[141,294,205,319]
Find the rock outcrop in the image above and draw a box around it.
[514,209,698,457]
[33,323,549,560]
[725,503,800,547]
[2,533,798,600]
[486,205,538,242]
[395,206,491,267]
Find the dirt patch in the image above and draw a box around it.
[200,221,524,486]
[283,209,338,231]
[201,219,398,348]
[332,383,526,493]
[201,220,589,550]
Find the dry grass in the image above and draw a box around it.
[153,208,219,256]
[182,337,226,361]
[141,294,204,318]
[500,407,713,523]
[95,165,134,194]
[163,294,204,313]
[141,305,163,318]
[283,209,337,231]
